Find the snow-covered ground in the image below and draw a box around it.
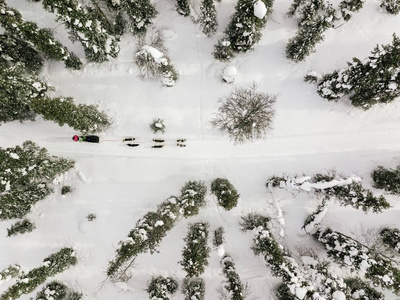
[2,0,400,299]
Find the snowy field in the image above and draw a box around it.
[2,0,400,299]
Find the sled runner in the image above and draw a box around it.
[72,135,100,143]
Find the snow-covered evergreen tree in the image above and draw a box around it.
[372,165,400,194]
[35,281,82,300]
[290,0,325,27]
[182,278,205,300]
[177,0,191,16]
[0,34,43,73]
[220,255,247,300]
[30,96,111,133]
[180,222,210,277]
[0,65,48,124]
[344,277,384,300]
[147,276,178,300]
[42,0,120,62]
[7,219,36,237]
[211,178,240,210]
[223,0,273,53]
[0,2,82,69]
[1,248,77,300]
[380,228,400,253]
[381,0,400,14]
[178,181,207,217]
[199,0,218,37]
[339,0,365,21]
[122,0,157,34]
[0,141,74,220]
[316,34,400,109]
[213,39,234,61]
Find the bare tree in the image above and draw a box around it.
[211,83,276,143]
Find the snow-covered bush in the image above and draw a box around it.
[275,283,296,300]
[107,196,180,278]
[35,281,82,300]
[121,0,157,34]
[147,276,178,300]
[178,181,207,217]
[0,141,74,220]
[135,31,179,86]
[381,0,400,14]
[1,248,77,300]
[7,219,36,237]
[302,202,328,233]
[180,222,210,277]
[211,178,240,210]
[61,185,73,195]
[42,0,120,63]
[177,0,191,16]
[150,118,166,134]
[213,39,234,62]
[199,0,218,37]
[211,84,276,144]
[0,3,82,69]
[86,213,96,221]
[222,0,273,53]
[30,96,111,133]
[315,34,400,109]
[0,34,43,73]
[212,227,225,247]
[339,0,365,21]
[182,278,205,300]
[372,165,400,195]
[0,265,22,282]
[344,277,384,300]
[220,255,247,300]
[286,6,335,62]
[314,227,400,295]
[380,228,400,253]
[222,65,237,84]
[288,0,325,27]
[0,64,48,124]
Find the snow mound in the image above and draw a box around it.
[254,0,267,19]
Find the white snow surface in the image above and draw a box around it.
[1,0,400,299]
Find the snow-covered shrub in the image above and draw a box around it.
[211,178,240,211]
[339,0,365,21]
[0,3,82,70]
[275,283,296,300]
[223,0,273,53]
[0,141,74,220]
[182,278,205,300]
[35,281,82,300]
[372,165,400,195]
[344,277,384,300]
[288,0,325,27]
[222,65,237,84]
[180,222,210,277]
[1,248,77,300]
[121,0,157,34]
[211,84,276,144]
[213,39,234,62]
[147,276,178,300]
[381,0,400,14]
[380,228,400,253]
[86,213,97,221]
[0,34,43,73]
[177,0,191,16]
[314,228,400,295]
[312,173,390,213]
[179,181,207,217]
[0,265,22,282]
[315,34,400,109]
[61,185,73,195]
[150,118,166,134]
[0,64,48,124]
[135,32,179,86]
[199,0,218,37]
[220,255,247,300]
[7,219,36,237]
[30,96,111,133]
[42,0,119,63]
[212,227,225,247]
[286,6,335,62]
[302,202,328,233]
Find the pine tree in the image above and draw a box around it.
[213,39,234,61]
[381,0,400,14]
[42,0,120,62]
[30,96,111,133]
[372,165,400,194]
[339,0,365,21]
[0,34,43,73]
[316,34,400,109]
[0,65,48,124]
[294,0,325,27]
[0,141,74,220]
[35,281,82,300]
[122,0,157,34]
[211,178,240,210]
[0,2,82,69]
[177,0,191,16]
[199,0,218,37]
[223,0,274,53]
[147,276,178,300]
[182,278,205,300]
